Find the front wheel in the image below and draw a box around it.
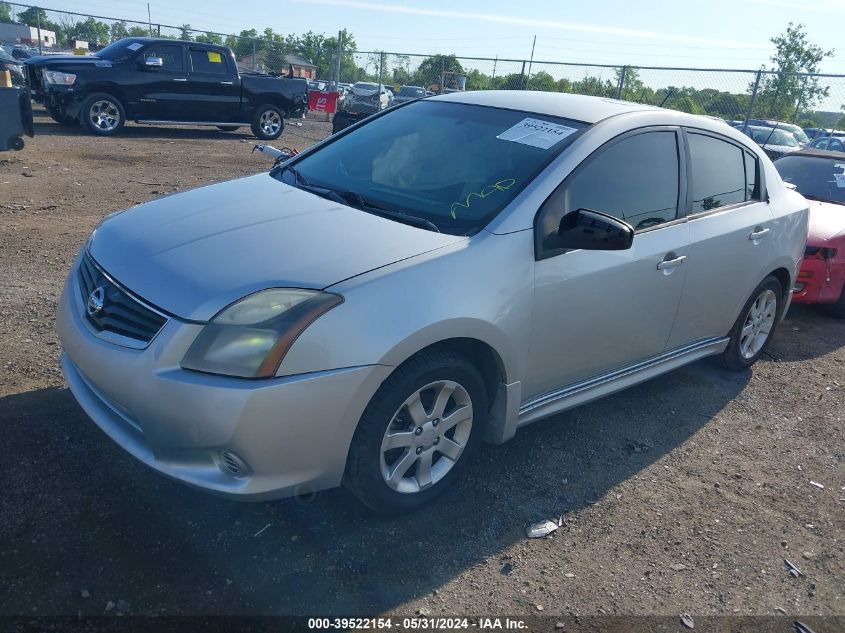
[344,350,488,514]
[80,93,125,136]
[717,276,783,371]
[251,104,284,140]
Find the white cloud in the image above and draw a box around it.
[296,0,763,49]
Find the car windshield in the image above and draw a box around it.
[775,155,845,205]
[752,128,798,147]
[96,39,146,62]
[784,125,810,144]
[272,100,586,235]
[353,82,378,90]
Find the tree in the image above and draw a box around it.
[756,23,834,121]
[0,2,13,24]
[110,21,128,42]
[412,54,463,89]
[195,32,223,45]
[67,17,110,45]
[128,25,150,37]
[526,70,556,92]
[179,24,193,41]
[18,6,48,27]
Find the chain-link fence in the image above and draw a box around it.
[3,2,844,132]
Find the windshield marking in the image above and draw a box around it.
[450,179,516,219]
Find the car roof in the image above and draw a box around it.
[786,148,845,160]
[430,90,661,124]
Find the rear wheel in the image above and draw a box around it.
[80,93,125,136]
[251,104,284,140]
[717,276,783,371]
[344,350,487,514]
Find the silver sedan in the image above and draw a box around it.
[57,91,808,513]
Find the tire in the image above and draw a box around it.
[80,92,125,136]
[717,276,783,371]
[46,104,77,126]
[250,104,284,140]
[344,350,488,514]
[216,125,240,132]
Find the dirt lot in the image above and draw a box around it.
[1,108,843,626]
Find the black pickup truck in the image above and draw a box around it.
[25,37,308,139]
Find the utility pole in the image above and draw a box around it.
[525,35,536,90]
[336,30,343,85]
[492,55,498,83]
[147,3,153,36]
[36,11,42,55]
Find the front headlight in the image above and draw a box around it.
[181,288,343,378]
[43,71,77,85]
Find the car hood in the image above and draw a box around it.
[25,54,112,68]
[807,199,845,244]
[89,173,464,321]
[350,86,381,97]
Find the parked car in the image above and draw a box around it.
[775,149,845,317]
[57,91,808,513]
[4,45,37,61]
[344,81,391,112]
[739,125,801,160]
[0,47,26,86]
[25,37,308,139]
[393,85,427,105]
[808,136,845,152]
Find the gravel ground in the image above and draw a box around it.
[0,109,843,625]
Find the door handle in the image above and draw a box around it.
[172,78,187,82]
[749,227,770,241]
[657,254,687,270]
[220,81,234,85]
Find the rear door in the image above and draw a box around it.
[186,47,241,122]
[666,130,774,347]
[525,128,691,399]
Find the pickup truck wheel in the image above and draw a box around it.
[251,104,284,140]
[216,125,240,132]
[80,93,125,136]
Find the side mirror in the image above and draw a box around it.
[548,208,634,251]
[144,57,164,68]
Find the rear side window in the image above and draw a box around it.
[144,44,183,72]
[189,48,228,74]
[687,133,747,212]
[558,131,680,231]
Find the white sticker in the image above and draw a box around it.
[497,117,578,149]
[126,42,142,51]
[835,164,845,188]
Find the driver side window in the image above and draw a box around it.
[537,130,681,244]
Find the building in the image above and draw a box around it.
[0,23,56,47]
[237,51,318,79]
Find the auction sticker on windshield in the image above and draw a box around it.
[497,118,578,149]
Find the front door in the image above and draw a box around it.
[131,43,189,120]
[525,128,690,400]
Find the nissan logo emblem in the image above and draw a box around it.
[87,286,105,316]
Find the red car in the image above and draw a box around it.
[775,149,845,317]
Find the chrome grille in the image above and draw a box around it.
[77,253,167,344]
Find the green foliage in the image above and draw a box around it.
[127,25,150,37]
[756,23,834,121]
[526,71,556,92]
[66,17,110,45]
[195,32,223,45]
[179,24,192,41]
[0,2,13,24]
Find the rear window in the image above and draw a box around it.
[189,48,228,74]
[687,133,747,211]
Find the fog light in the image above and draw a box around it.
[217,450,250,478]
[793,283,806,292]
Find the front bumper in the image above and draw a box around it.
[792,257,845,304]
[57,258,391,500]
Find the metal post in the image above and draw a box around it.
[252,40,256,70]
[743,70,762,132]
[519,61,526,90]
[440,58,445,95]
[378,51,385,103]
[492,55,498,84]
[526,35,536,90]
[36,11,42,55]
[147,3,153,36]
[336,30,343,85]
[615,65,627,100]
[791,76,806,124]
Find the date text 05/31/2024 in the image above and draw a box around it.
[307,617,529,629]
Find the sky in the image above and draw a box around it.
[22,0,844,73]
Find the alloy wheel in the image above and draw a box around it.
[88,100,120,132]
[259,110,281,136]
[739,289,777,359]
[379,380,473,494]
